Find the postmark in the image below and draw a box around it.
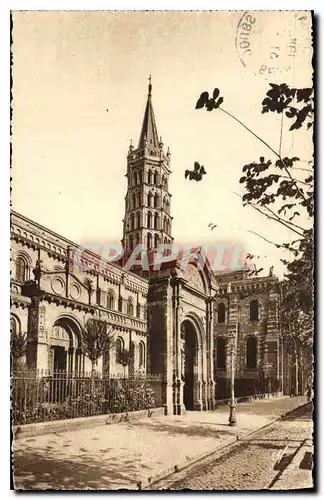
[235,11,312,82]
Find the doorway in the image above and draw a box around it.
[182,321,197,410]
[53,346,67,372]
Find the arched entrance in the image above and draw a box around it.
[50,316,82,374]
[181,319,199,410]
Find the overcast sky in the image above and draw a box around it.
[11,11,313,277]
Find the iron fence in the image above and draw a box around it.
[11,369,162,426]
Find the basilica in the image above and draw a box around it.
[11,83,284,414]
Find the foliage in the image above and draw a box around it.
[185,161,207,182]
[188,82,314,376]
[261,83,313,130]
[12,372,156,425]
[10,329,27,371]
[118,347,132,367]
[81,318,114,371]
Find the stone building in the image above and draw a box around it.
[10,82,283,414]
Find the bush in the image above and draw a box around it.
[12,370,157,425]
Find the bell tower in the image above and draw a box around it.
[122,79,173,254]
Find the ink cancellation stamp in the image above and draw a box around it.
[235,11,312,81]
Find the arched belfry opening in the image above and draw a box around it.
[181,319,199,411]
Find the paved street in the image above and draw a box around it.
[150,403,313,491]
[12,396,309,490]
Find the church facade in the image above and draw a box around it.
[11,83,284,415]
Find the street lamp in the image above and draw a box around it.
[228,332,237,426]
[227,282,237,427]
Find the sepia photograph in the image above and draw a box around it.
[10,8,314,491]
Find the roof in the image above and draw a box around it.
[138,82,160,149]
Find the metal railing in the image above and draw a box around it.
[11,369,162,426]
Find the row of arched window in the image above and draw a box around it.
[217,299,260,323]
[106,292,147,319]
[215,336,257,370]
[129,211,164,231]
[115,337,146,367]
[130,192,170,211]
[130,170,168,188]
[128,233,171,251]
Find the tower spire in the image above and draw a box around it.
[148,74,152,96]
[138,76,159,149]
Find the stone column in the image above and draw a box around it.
[147,277,174,415]
[206,297,216,410]
[227,289,239,396]
[172,279,185,415]
[264,285,280,392]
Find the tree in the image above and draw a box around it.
[188,83,314,394]
[10,329,27,372]
[81,318,114,375]
[118,348,132,377]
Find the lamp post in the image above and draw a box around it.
[228,332,237,426]
[227,282,237,426]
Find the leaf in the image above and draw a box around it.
[194,161,200,171]
[195,91,209,109]
[206,99,215,111]
[184,170,190,179]
[285,107,297,118]
[213,88,220,100]
[240,176,246,183]
[214,96,224,109]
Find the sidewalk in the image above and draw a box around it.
[12,396,307,490]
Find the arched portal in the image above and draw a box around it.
[50,316,82,374]
[181,319,199,410]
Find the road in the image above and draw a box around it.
[149,403,313,491]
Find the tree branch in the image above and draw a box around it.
[248,202,306,238]
[219,107,309,204]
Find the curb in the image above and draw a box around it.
[13,406,165,440]
[139,399,310,490]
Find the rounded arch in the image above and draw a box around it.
[147,170,153,184]
[154,212,160,229]
[147,191,153,207]
[127,297,134,316]
[154,233,160,248]
[53,314,82,349]
[154,193,159,208]
[116,336,124,363]
[153,170,158,184]
[139,341,146,367]
[250,299,259,321]
[131,193,136,209]
[181,312,204,348]
[14,251,32,283]
[181,314,204,411]
[10,314,21,335]
[107,289,115,310]
[147,232,153,249]
[147,211,152,228]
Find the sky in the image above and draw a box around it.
[11,10,313,277]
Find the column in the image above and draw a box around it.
[172,280,185,415]
[206,297,216,410]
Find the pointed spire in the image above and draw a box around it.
[138,76,159,149]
